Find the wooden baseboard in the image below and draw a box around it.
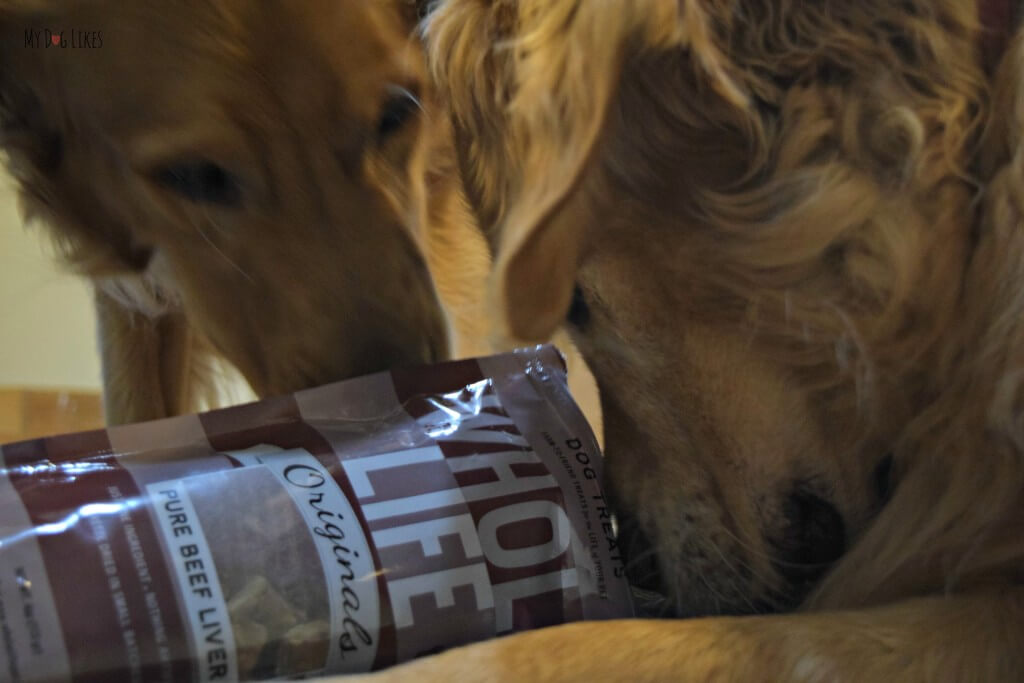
[0,388,104,444]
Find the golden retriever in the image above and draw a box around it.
[0,0,603,437]
[344,0,1024,680]
[1,0,454,424]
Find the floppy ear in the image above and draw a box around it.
[1,2,154,277]
[1,4,60,179]
[430,0,746,343]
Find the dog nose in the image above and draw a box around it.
[771,489,846,589]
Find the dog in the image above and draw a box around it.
[0,0,603,438]
[0,0,455,425]
[343,0,1024,679]
[0,0,458,426]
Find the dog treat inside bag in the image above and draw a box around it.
[0,346,633,682]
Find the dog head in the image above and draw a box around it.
[427,0,1007,615]
[1,0,448,396]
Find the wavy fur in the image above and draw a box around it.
[0,0,453,424]
[358,0,1024,679]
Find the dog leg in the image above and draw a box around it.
[94,287,194,425]
[340,589,1023,682]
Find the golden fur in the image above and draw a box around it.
[1,0,447,423]
[0,1,602,437]
[346,0,1024,679]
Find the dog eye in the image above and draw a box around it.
[153,161,241,206]
[377,86,421,139]
[772,490,846,586]
[567,285,591,328]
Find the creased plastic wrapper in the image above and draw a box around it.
[0,345,634,682]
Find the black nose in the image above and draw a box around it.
[771,489,846,588]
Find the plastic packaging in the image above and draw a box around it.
[0,345,634,682]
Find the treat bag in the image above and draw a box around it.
[0,345,634,682]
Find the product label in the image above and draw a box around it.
[147,481,237,682]
[228,448,380,674]
[345,388,589,653]
[0,448,72,683]
[0,346,634,682]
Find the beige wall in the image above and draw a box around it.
[0,173,102,391]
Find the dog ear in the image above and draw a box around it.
[2,3,159,281]
[430,0,747,343]
[0,2,65,180]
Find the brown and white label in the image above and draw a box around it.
[0,448,72,683]
[227,447,381,674]
[147,481,238,682]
